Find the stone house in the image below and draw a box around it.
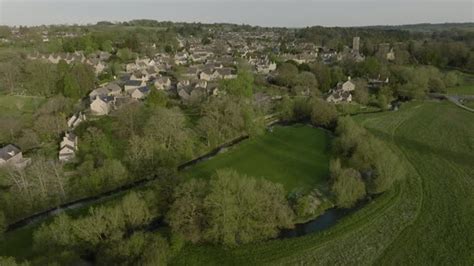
[124,79,146,94]
[59,132,78,162]
[0,144,31,168]
[90,95,115,115]
[67,112,86,129]
[154,76,172,90]
[131,86,151,100]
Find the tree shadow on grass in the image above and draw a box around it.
[368,128,474,169]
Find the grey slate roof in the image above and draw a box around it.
[0,144,21,161]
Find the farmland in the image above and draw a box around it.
[172,101,474,265]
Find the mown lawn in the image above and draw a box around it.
[172,101,474,265]
[182,124,332,193]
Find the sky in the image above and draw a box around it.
[0,0,472,27]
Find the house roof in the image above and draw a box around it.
[98,95,115,103]
[105,83,122,93]
[137,86,151,94]
[64,132,77,142]
[125,79,143,86]
[0,144,21,161]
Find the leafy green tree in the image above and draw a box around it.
[310,98,338,127]
[275,62,299,87]
[146,88,168,108]
[330,159,366,208]
[62,72,81,98]
[310,63,332,92]
[377,86,394,109]
[0,61,21,94]
[0,257,30,266]
[24,61,59,96]
[428,76,446,93]
[168,170,294,246]
[167,179,208,243]
[443,72,459,88]
[117,48,134,62]
[277,96,295,122]
[220,69,254,98]
[144,107,195,163]
[205,169,294,245]
[0,211,5,234]
[352,79,369,105]
[196,96,250,148]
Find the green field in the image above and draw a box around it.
[172,101,474,265]
[183,124,332,193]
[0,95,45,116]
[447,84,474,95]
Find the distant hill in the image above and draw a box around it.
[363,23,474,33]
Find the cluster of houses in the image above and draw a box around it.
[326,77,356,103]
[27,51,110,75]
[58,112,85,162]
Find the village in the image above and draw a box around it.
[0,27,399,167]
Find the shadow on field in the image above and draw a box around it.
[368,128,474,168]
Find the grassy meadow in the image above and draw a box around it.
[182,124,332,193]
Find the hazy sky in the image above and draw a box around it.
[0,0,472,27]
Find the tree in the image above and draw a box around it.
[220,69,254,98]
[196,96,249,148]
[144,107,195,164]
[293,71,319,96]
[34,191,152,254]
[167,179,208,243]
[146,88,168,108]
[352,79,369,105]
[428,76,446,93]
[117,48,134,62]
[443,72,459,88]
[168,170,294,246]
[0,257,30,266]
[310,63,332,92]
[24,61,59,96]
[205,169,294,245]
[310,98,338,127]
[377,86,394,110]
[275,62,299,87]
[330,159,366,208]
[0,211,5,234]
[0,62,21,94]
[276,96,295,122]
